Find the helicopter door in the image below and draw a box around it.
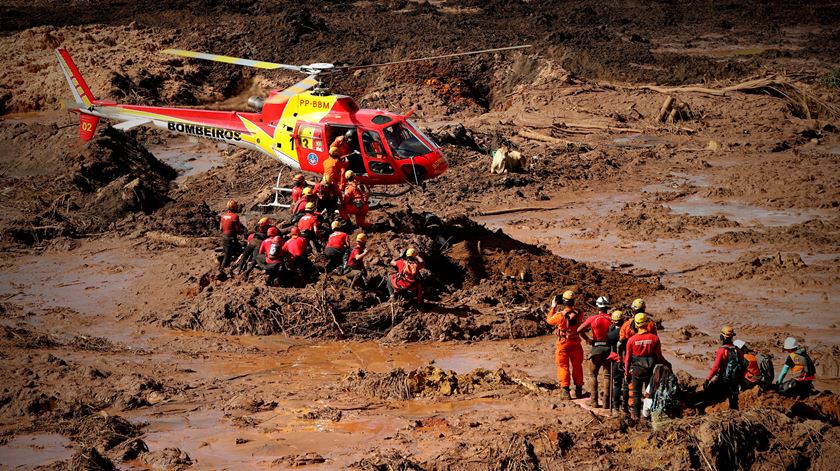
[294,122,326,172]
[326,125,366,175]
[361,129,394,175]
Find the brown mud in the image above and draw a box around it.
[1,0,840,469]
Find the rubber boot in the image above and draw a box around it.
[559,387,571,400]
[575,386,586,399]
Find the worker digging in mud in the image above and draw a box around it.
[290,174,306,205]
[256,226,285,286]
[704,325,742,411]
[326,130,353,190]
[776,337,816,398]
[297,202,322,253]
[235,216,271,279]
[607,310,626,415]
[388,247,424,304]
[577,296,613,408]
[283,227,310,277]
[624,312,670,419]
[547,290,586,400]
[219,199,245,274]
[341,233,369,288]
[341,170,370,229]
[291,187,314,222]
[324,220,350,272]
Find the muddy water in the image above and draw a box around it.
[0,433,71,468]
[148,138,226,182]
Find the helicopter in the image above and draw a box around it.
[56,45,530,188]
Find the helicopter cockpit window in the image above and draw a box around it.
[361,130,386,158]
[382,122,432,160]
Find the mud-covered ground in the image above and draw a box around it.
[1,0,839,469]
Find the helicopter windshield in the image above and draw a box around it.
[382,121,432,159]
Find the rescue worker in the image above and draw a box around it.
[324,220,350,272]
[314,175,340,219]
[219,199,244,273]
[291,187,314,221]
[704,326,741,410]
[618,298,656,411]
[388,247,424,304]
[343,233,369,288]
[776,337,816,398]
[326,130,353,189]
[734,340,763,391]
[290,174,306,204]
[236,217,271,279]
[256,227,285,285]
[297,202,321,253]
[341,170,370,229]
[577,296,613,408]
[624,313,670,419]
[607,310,626,415]
[283,227,309,275]
[547,290,585,400]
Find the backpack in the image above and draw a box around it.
[756,353,774,387]
[651,365,680,414]
[722,345,743,384]
[268,240,282,259]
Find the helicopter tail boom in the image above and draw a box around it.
[56,48,100,141]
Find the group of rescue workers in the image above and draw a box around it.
[217,132,426,301]
[548,292,817,419]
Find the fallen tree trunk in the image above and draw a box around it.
[145,231,216,248]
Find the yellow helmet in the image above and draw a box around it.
[611,310,623,322]
[721,325,735,338]
[257,216,271,227]
[562,290,575,301]
[331,220,341,230]
[631,298,646,312]
[634,312,648,327]
[302,187,313,196]
[345,170,355,179]
[356,233,368,243]
[405,247,417,257]
[305,202,315,211]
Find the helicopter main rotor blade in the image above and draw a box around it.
[162,48,303,72]
[333,44,532,72]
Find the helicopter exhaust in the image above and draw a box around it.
[247,96,265,111]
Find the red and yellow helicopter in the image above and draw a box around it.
[56,45,529,187]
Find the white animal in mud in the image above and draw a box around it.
[490,146,524,174]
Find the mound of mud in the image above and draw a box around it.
[709,217,840,248]
[609,202,738,241]
[153,211,656,340]
[0,124,175,246]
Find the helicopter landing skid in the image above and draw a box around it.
[259,171,292,210]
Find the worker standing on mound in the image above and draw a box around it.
[324,220,350,272]
[704,325,742,410]
[297,202,322,253]
[342,233,369,288]
[236,217,271,279]
[219,199,244,274]
[290,174,306,205]
[619,298,656,411]
[777,337,816,398]
[389,247,424,304]
[342,170,370,229]
[547,290,586,400]
[577,296,613,408]
[625,313,669,419]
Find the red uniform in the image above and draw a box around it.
[297,213,319,233]
[390,257,423,302]
[580,312,612,342]
[325,231,349,250]
[706,345,738,381]
[342,181,370,228]
[291,198,309,215]
[347,244,365,270]
[262,236,285,264]
[547,306,585,389]
[283,237,308,258]
[291,186,303,204]
[624,332,666,373]
[220,211,242,236]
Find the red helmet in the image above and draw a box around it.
[290,227,301,237]
[267,226,279,237]
[293,174,304,183]
[226,199,239,211]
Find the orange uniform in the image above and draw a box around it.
[547,306,585,389]
[342,180,370,228]
[619,317,657,342]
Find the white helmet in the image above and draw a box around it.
[595,296,610,309]
[733,339,746,350]
[783,337,799,350]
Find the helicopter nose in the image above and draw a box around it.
[398,151,448,183]
[424,150,449,179]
